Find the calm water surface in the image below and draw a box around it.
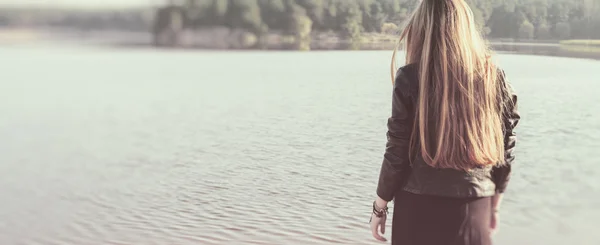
[0,45,599,245]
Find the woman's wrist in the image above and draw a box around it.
[371,200,389,218]
[491,194,503,213]
[370,198,389,223]
[375,196,388,210]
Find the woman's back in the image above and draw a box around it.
[382,63,519,198]
[370,1,521,244]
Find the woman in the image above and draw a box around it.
[369,0,520,245]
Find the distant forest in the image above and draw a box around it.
[0,8,154,31]
[1,0,599,41]
[153,0,600,41]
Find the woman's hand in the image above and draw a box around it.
[370,211,387,241]
[490,210,499,235]
[370,197,389,242]
[490,194,502,235]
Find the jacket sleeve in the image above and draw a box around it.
[376,70,413,202]
[492,71,521,194]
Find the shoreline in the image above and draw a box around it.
[1,28,599,61]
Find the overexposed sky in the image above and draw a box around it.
[0,0,162,8]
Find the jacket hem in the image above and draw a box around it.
[401,186,498,198]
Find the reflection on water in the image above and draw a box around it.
[0,46,599,245]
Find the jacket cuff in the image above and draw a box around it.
[376,159,409,202]
[495,184,508,194]
[377,185,394,202]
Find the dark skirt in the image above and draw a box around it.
[392,191,493,245]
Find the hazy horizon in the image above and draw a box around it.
[0,0,161,8]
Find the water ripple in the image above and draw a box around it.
[0,50,599,245]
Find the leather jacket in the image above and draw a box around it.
[376,64,520,200]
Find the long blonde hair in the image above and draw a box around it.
[391,0,504,171]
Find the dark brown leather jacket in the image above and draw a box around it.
[376,64,520,201]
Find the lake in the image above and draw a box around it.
[0,44,599,245]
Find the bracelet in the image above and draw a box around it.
[372,201,389,218]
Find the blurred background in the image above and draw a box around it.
[0,0,599,245]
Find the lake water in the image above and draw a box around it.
[0,44,599,245]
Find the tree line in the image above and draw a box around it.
[0,8,154,31]
[156,0,600,41]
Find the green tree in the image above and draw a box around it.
[379,0,401,18]
[488,5,512,38]
[518,20,535,40]
[296,0,325,30]
[337,1,363,39]
[381,22,399,34]
[547,1,570,27]
[361,0,387,32]
[210,0,230,25]
[258,0,286,30]
[291,14,313,50]
[554,22,571,39]
[536,22,552,40]
[226,0,263,32]
[322,0,340,30]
